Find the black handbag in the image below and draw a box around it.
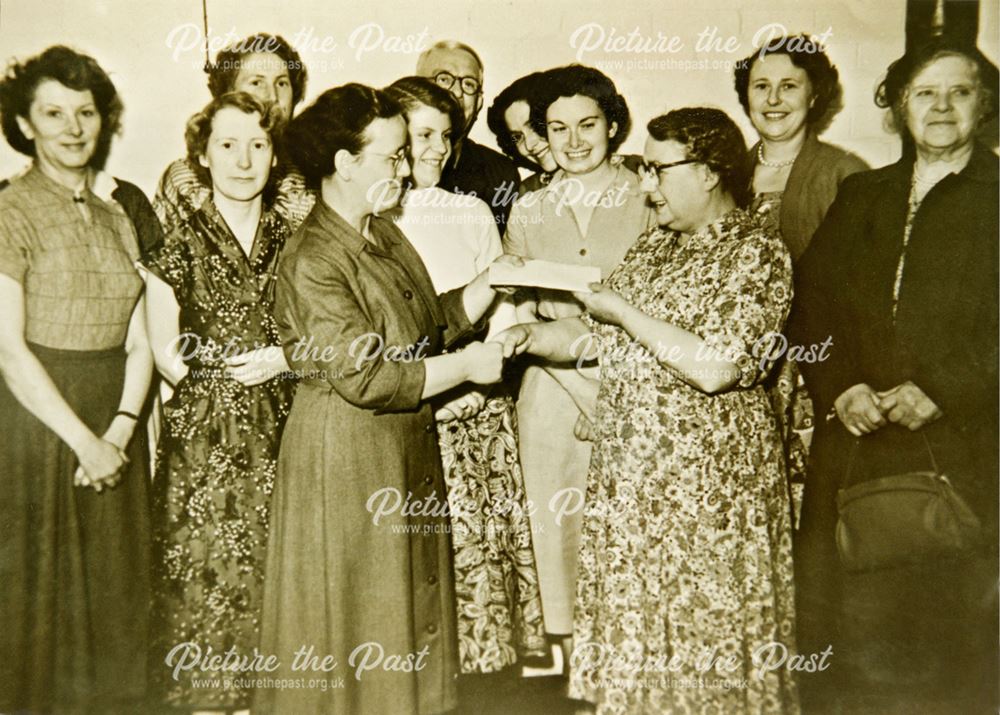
[835,434,983,573]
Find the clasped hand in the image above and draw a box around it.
[73,417,133,492]
[834,381,942,436]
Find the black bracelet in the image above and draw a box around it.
[115,410,140,421]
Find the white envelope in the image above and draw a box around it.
[489,259,601,293]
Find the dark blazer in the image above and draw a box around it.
[790,143,999,708]
[792,142,999,542]
[440,138,520,235]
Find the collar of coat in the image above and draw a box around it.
[872,141,999,187]
[312,198,405,258]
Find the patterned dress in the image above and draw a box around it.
[145,204,294,708]
[568,209,799,714]
[750,191,812,523]
[393,186,546,672]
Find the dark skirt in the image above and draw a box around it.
[795,421,999,714]
[0,343,151,714]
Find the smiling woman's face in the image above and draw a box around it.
[546,94,616,176]
[904,54,982,155]
[504,100,558,173]
[16,79,101,173]
[406,104,452,189]
[747,54,813,144]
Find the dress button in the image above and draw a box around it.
[428,574,438,585]
[424,423,435,434]
[579,248,587,256]
[403,289,414,300]
[424,475,433,486]
[427,623,437,634]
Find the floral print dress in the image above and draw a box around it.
[568,209,799,714]
[436,396,547,672]
[145,204,294,708]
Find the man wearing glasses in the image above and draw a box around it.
[416,40,521,235]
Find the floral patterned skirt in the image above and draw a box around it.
[568,383,799,714]
[149,371,291,708]
[437,390,547,673]
[767,358,814,527]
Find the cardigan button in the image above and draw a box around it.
[403,289,414,300]
[428,574,438,585]
[424,475,434,486]
[424,423,435,434]
[427,623,437,634]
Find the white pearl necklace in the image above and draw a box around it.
[757,143,796,169]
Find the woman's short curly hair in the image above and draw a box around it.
[530,64,631,155]
[733,33,844,133]
[647,107,751,208]
[0,45,122,169]
[184,92,281,190]
[486,70,552,170]
[284,83,402,188]
[206,33,308,108]
[385,76,464,146]
[875,35,998,143]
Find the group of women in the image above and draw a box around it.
[0,26,995,715]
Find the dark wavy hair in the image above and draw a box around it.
[385,75,464,147]
[184,92,281,191]
[486,70,552,170]
[206,33,308,109]
[530,64,631,155]
[284,83,402,188]
[733,33,843,133]
[0,45,122,169]
[875,35,998,144]
[647,107,751,208]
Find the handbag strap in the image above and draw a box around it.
[844,431,938,484]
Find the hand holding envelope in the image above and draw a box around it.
[488,258,601,294]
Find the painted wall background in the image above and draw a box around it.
[0,0,997,195]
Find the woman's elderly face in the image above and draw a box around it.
[905,54,982,154]
[16,79,101,173]
[504,100,557,173]
[747,54,813,143]
[233,52,294,120]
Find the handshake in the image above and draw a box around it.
[453,325,535,387]
[433,326,534,423]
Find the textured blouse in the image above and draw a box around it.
[0,166,143,351]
